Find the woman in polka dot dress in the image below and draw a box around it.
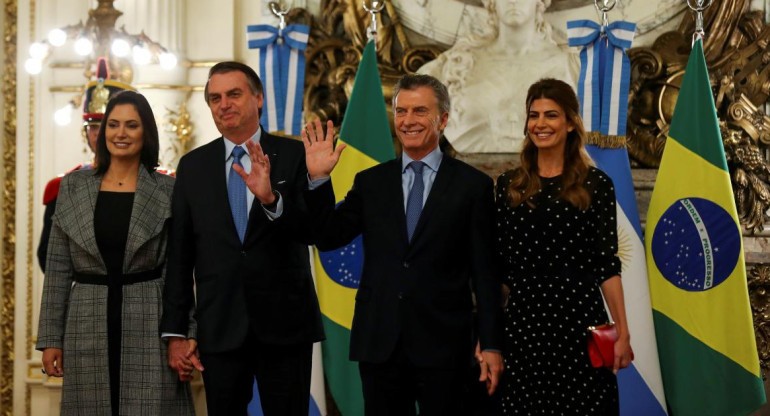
[494,78,633,414]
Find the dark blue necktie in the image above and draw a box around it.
[405,161,425,241]
[228,146,248,242]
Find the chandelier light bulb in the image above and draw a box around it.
[24,58,43,74]
[74,37,93,56]
[159,52,177,70]
[111,38,130,57]
[29,42,48,60]
[132,45,152,65]
[47,28,67,47]
[54,103,74,126]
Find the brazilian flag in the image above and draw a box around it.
[313,39,395,415]
[645,38,766,415]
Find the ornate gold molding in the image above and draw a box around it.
[728,94,770,145]
[26,1,36,415]
[749,264,770,375]
[627,4,770,233]
[163,92,195,166]
[1,0,17,415]
[291,0,440,136]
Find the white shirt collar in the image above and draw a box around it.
[402,145,442,173]
[223,125,262,160]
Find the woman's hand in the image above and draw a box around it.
[475,340,504,395]
[613,335,633,375]
[42,347,64,377]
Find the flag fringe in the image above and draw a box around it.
[586,132,628,149]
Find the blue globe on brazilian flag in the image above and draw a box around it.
[645,38,766,415]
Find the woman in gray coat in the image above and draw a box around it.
[37,90,195,416]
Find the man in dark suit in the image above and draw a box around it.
[160,61,324,415]
[302,74,503,415]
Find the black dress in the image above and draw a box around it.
[495,167,621,415]
[94,191,134,416]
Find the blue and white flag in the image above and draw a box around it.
[246,24,309,135]
[568,19,668,416]
[567,20,635,136]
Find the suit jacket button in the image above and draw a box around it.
[240,250,246,257]
[403,262,409,268]
[398,292,403,300]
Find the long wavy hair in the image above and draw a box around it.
[506,78,594,210]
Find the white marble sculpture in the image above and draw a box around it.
[420,0,579,153]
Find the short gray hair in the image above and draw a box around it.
[392,74,451,116]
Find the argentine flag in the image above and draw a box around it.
[567,19,667,415]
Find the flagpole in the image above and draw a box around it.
[686,0,713,43]
[362,0,385,48]
[269,1,290,32]
[594,0,615,40]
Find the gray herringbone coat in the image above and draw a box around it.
[37,166,195,416]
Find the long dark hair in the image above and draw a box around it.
[94,90,159,174]
[507,78,593,210]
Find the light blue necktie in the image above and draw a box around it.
[228,146,248,242]
[405,161,425,241]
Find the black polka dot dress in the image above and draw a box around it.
[495,167,621,415]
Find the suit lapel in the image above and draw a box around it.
[409,154,455,246]
[80,171,107,269]
[123,167,170,270]
[56,171,107,271]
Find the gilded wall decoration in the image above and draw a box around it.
[286,0,440,137]
[749,264,770,376]
[627,0,770,233]
[163,93,195,169]
[25,1,36,415]
[1,0,17,414]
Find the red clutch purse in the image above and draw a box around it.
[587,323,621,368]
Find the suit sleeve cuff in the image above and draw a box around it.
[307,174,331,190]
[262,190,283,220]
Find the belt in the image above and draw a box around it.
[72,266,163,286]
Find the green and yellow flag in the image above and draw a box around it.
[313,39,395,415]
[645,38,765,415]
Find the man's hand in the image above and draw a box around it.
[42,347,64,377]
[232,140,275,205]
[475,341,503,396]
[302,119,346,180]
[167,337,204,382]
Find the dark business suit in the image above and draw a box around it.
[306,153,502,415]
[161,129,324,415]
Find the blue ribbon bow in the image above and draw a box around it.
[567,19,636,137]
[247,24,310,135]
